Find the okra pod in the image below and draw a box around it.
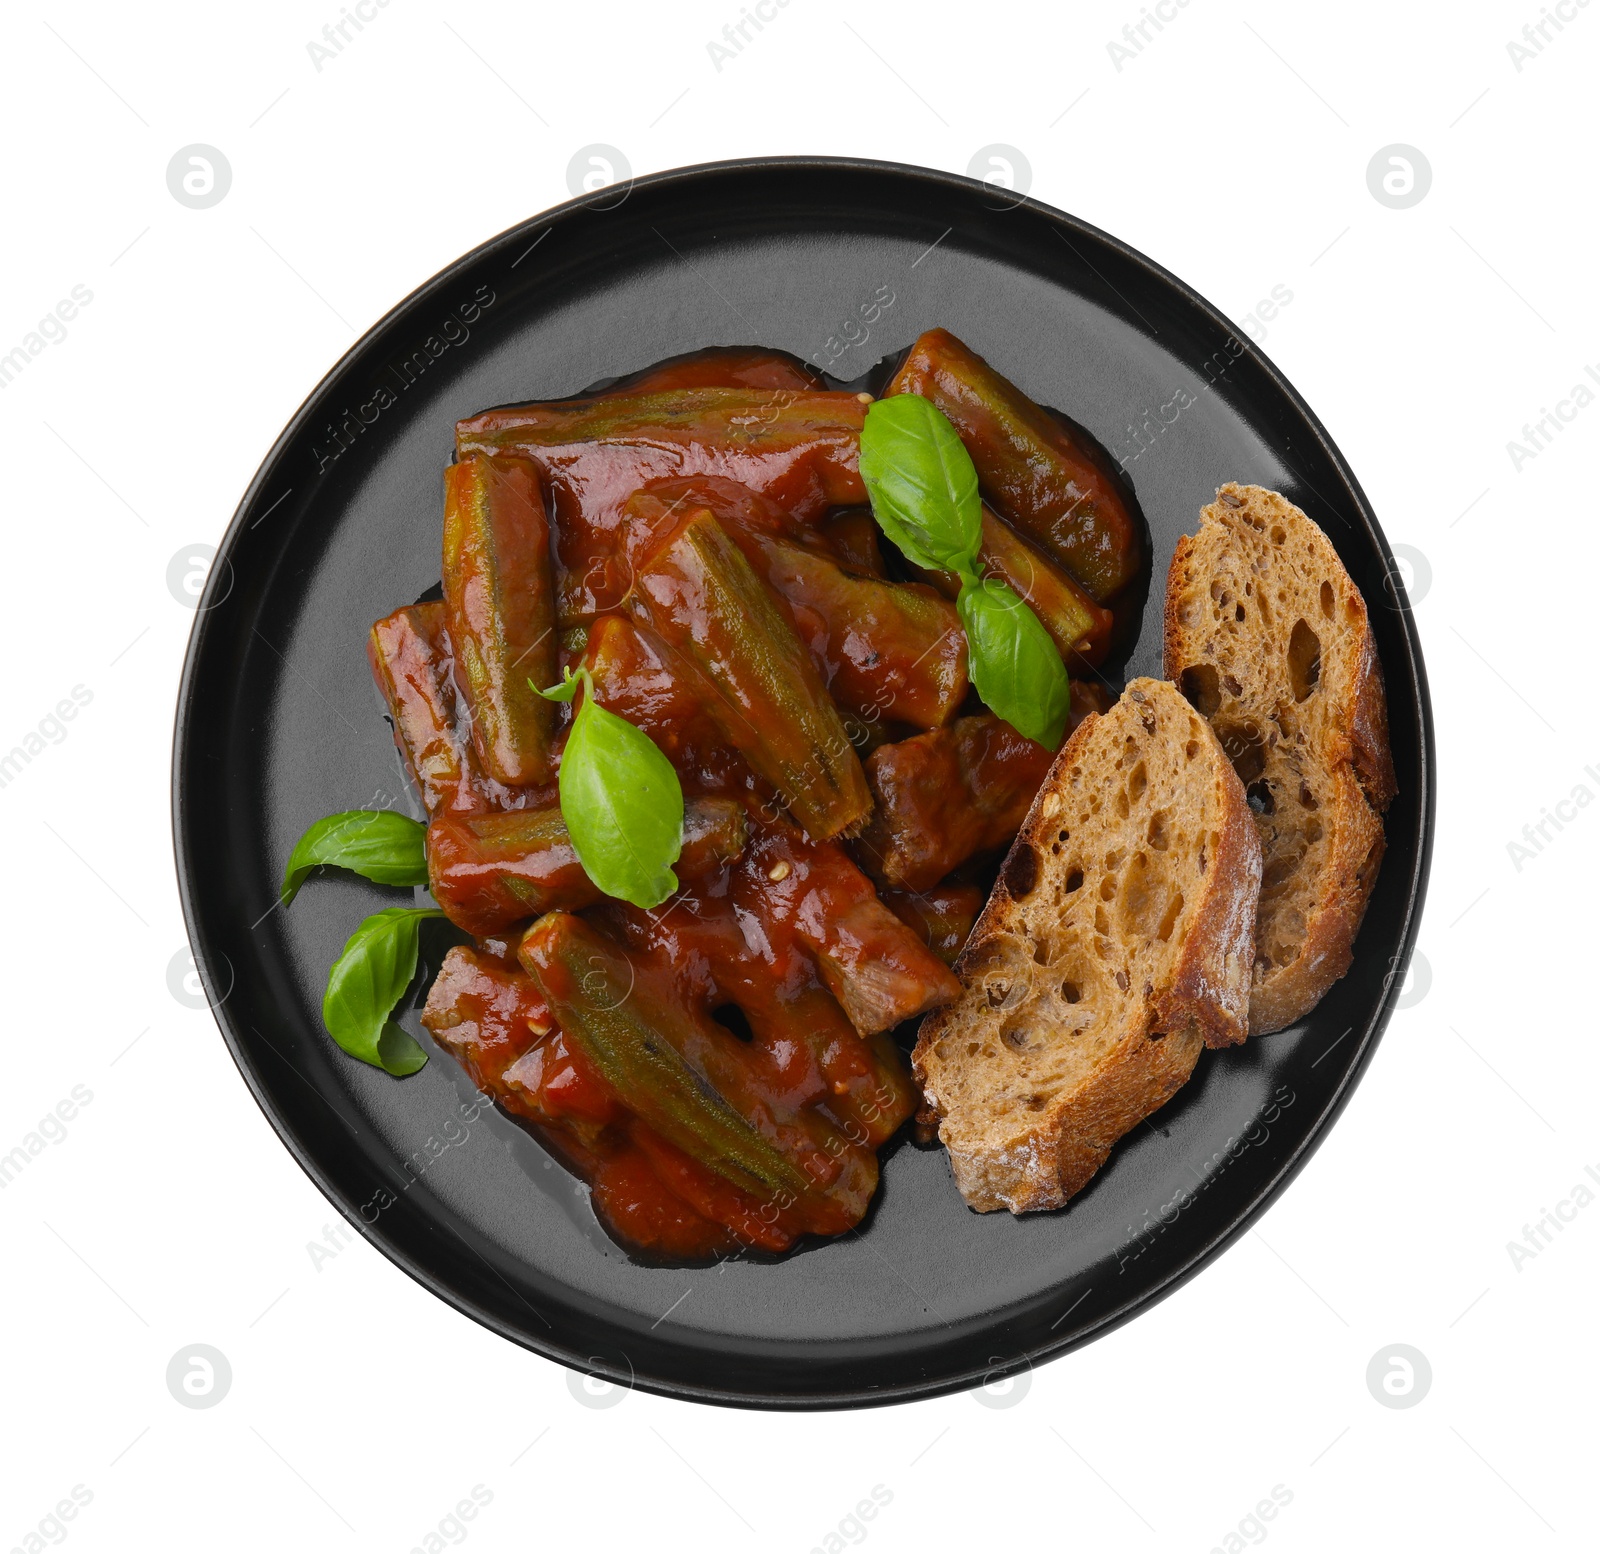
[728,530,967,732]
[427,796,747,934]
[854,713,1056,893]
[422,946,781,1258]
[420,945,614,1155]
[519,913,877,1230]
[758,531,966,732]
[627,509,872,840]
[367,602,528,817]
[424,947,749,1257]
[442,454,557,786]
[887,328,1140,601]
[605,891,915,1148]
[916,507,1115,667]
[581,615,769,798]
[456,387,868,619]
[627,480,967,731]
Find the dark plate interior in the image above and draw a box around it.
[172,157,1433,1409]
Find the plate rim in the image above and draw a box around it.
[172,153,1436,1410]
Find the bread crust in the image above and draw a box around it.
[941,1018,1208,1213]
[913,679,1261,1214]
[1156,740,1262,1052]
[1163,483,1394,1035]
[1346,617,1399,811]
[1052,1023,1206,1203]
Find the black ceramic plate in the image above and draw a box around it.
[173,157,1433,1409]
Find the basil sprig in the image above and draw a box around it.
[539,665,685,910]
[281,809,435,1077]
[322,907,442,1076]
[859,394,1071,748]
[280,809,429,905]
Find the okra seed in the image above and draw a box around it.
[767,860,792,882]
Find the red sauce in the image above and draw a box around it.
[424,944,750,1258]
[405,344,1106,1261]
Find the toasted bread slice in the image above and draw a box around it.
[913,678,1262,1214]
[1163,483,1396,1036]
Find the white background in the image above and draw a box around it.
[1,1,1594,1549]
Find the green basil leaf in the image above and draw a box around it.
[556,677,685,910]
[321,906,442,1075]
[281,809,428,906]
[957,576,1072,749]
[859,394,982,573]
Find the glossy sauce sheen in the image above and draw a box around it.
[888,328,1140,602]
[420,357,923,1256]
[367,602,545,817]
[441,454,558,786]
[392,343,1140,1261]
[456,388,868,621]
[426,797,747,935]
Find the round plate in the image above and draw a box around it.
[173,156,1433,1410]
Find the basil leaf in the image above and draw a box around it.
[861,392,1071,748]
[281,809,428,906]
[321,906,442,1075]
[859,394,982,573]
[541,668,685,910]
[957,577,1072,749]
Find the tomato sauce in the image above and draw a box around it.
[389,342,1126,1261]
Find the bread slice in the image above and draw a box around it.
[1163,484,1397,1036]
[913,678,1262,1214]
